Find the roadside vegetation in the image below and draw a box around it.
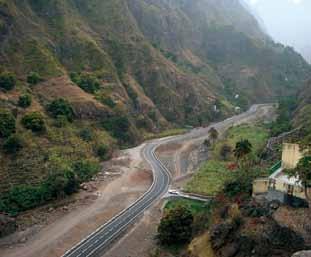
[185,125,269,196]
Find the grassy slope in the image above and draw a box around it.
[185,125,269,196]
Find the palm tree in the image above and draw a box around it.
[234,139,252,166]
[209,127,219,145]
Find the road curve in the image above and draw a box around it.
[61,104,273,257]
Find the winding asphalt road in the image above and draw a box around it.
[62,104,273,257]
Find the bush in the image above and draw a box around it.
[21,112,46,132]
[220,144,232,160]
[0,72,16,91]
[0,109,16,138]
[72,160,101,182]
[3,135,23,154]
[158,206,193,246]
[54,115,68,128]
[79,128,93,142]
[71,72,100,94]
[0,170,80,215]
[47,98,75,122]
[223,173,253,198]
[102,115,130,143]
[18,94,32,108]
[96,144,110,160]
[27,72,42,85]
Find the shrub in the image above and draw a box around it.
[27,72,42,85]
[3,135,23,154]
[158,206,193,246]
[96,144,110,160]
[101,97,116,108]
[21,112,46,132]
[47,98,74,122]
[0,109,16,138]
[0,72,16,91]
[18,94,32,108]
[102,115,130,143]
[224,173,254,198]
[72,160,101,182]
[54,115,68,128]
[79,128,93,142]
[71,72,100,94]
[0,170,79,215]
[43,170,79,198]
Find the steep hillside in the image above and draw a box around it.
[0,0,310,214]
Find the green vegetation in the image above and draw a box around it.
[219,144,232,161]
[234,139,252,160]
[27,72,42,85]
[0,72,16,91]
[165,199,209,216]
[21,112,46,132]
[269,97,297,136]
[214,125,269,159]
[158,206,193,246]
[101,115,130,143]
[186,125,269,196]
[3,135,23,154]
[0,110,16,138]
[79,128,93,142]
[96,144,110,160]
[72,159,100,182]
[18,94,32,108]
[47,98,75,122]
[70,72,100,94]
[287,157,311,206]
[209,127,219,145]
[0,157,100,216]
[185,160,234,196]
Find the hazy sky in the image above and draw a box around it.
[244,0,311,60]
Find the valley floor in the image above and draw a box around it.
[0,105,275,257]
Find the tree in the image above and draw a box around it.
[18,94,32,108]
[288,157,311,208]
[220,144,232,160]
[0,109,16,138]
[157,206,193,246]
[0,72,16,91]
[47,98,75,122]
[21,112,46,132]
[3,134,23,154]
[27,72,42,85]
[233,139,252,167]
[209,127,219,145]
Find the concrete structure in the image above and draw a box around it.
[281,143,303,169]
[253,143,309,207]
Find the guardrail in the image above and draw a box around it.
[269,160,282,175]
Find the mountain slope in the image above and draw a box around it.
[0,0,310,212]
